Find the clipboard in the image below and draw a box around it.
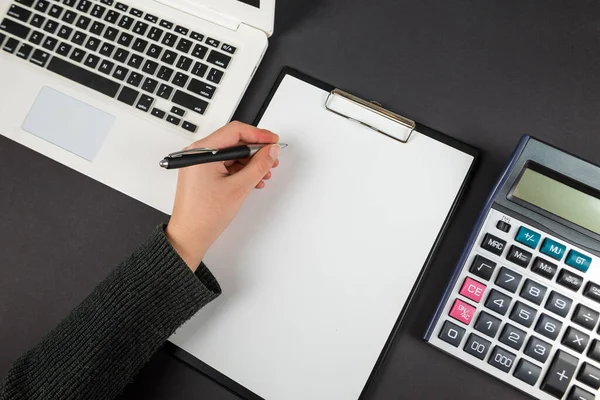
[165,67,479,400]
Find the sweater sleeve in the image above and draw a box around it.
[0,225,221,400]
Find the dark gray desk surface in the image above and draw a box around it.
[2,0,600,399]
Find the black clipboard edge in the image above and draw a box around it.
[167,66,480,400]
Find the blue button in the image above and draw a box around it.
[515,227,541,249]
[540,239,566,261]
[565,250,592,272]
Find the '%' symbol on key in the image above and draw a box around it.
[458,304,471,319]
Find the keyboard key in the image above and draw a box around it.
[176,38,192,53]
[206,37,219,48]
[15,0,35,6]
[146,43,161,58]
[69,47,85,62]
[541,350,578,398]
[172,90,208,114]
[147,27,163,41]
[29,30,43,45]
[42,36,57,51]
[100,0,113,5]
[438,320,466,347]
[582,282,600,304]
[144,14,158,23]
[142,59,158,74]
[448,298,476,325]
[126,71,143,87]
[495,267,521,293]
[221,43,236,54]
[136,94,153,112]
[84,37,100,51]
[99,42,115,56]
[151,108,165,119]
[132,38,148,53]
[2,37,19,53]
[157,83,173,99]
[191,61,208,78]
[565,250,592,273]
[513,358,541,386]
[133,21,148,36]
[484,289,512,316]
[29,48,50,67]
[190,31,204,41]
[89,21,105,36]
[188,79,216,99]
[117,32,133,47]
[207,68,223,84]
[0,33,4,47]
[572,304,599,330]
[161,49,176,65]
[506,245,532,268]
[48,4,63,19]
[191,43,208,59]
[159,19,173,29]
[172,72,188,87]
[480,233,506,256]
[207,50,231,69]
[113,48,129,63]
[130,8,143,18]
[181,121,197,133]
[170,106,185,117]
[115,2,128,11]
[499,323,526,350]
[142,77,158,93]
[61,10,75,24]
[90,4,105,18]
[545,291,572,317]
[127,54,143,69]
[71,31,86,45]
[104,26,118,41]
[488,346,516,373]
[524,336,551,363]
[589,340,600,362]
[104,10,120,24]
[56,41,71,56]
[98,59,114,74]
[83,53,99,68]
[535,313,562,340]
[161,32,177,47]
[469,254,497,281]
[8,5,32,23]
[510,301,537,328]
[540,238,566,261]
[167,114,181,126]
[519,279,547,305]
[176,56,193,71]
[75,15,91,30]
[76,0,91,13]
[112,65,128,81]
[34,0,49,13]
[1,18,31,39]
[16,43,33,59]
[568,386,594,400]
[43,19,58,34]
[531,257,558,280]
[557,269,584,291]
[562,327,589,353]
[577,362,600,389]
[514,226,541,249]
[57,25,73,39]
[63,0,77,8]
[156,66,173,81]
[463,333,491,360]
[474,311,501,338]
[174,25,188,35]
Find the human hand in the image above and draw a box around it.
[165,122,280,271]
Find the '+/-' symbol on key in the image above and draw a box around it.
[458,304,471,319]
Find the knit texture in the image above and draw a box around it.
[0,225,221,400]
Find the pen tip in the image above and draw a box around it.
[279,143,289,149]
[159,159,169,168]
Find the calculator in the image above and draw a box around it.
[426,136,600,400]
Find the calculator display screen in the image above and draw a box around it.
[512,168,600,235]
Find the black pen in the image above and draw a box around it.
[159,143,288,170]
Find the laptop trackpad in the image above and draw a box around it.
[21,86,115,161]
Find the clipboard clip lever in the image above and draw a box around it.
[324,89,416,144]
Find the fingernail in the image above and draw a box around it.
[269,144,280,160]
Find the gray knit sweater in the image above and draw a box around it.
[0,226,221,400]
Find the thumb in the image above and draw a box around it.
[232,144,280,189]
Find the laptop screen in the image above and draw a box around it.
[238,0,260,8]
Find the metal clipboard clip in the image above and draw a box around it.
[324,89,416,144]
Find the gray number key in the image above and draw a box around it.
[545,291,573,318]
[524,336,552,363]
[438,320,465,347]
[520,279,547,305]
[474,311,501,338]
[499,323,526,350]
[510,301,537,328]
[535,313,563,340]
[463,333,491,360]
[495,267,522,293]
[488,346,516,373]
[485,289,512,316]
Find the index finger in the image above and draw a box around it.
[194,121,279,149]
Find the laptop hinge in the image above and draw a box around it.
[154,0,241,32]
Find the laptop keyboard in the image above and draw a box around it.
[0,0,239,134]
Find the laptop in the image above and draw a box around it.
[0,0,275,214]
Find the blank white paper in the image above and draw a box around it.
[169,75,475,400]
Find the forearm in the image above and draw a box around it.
[0,225,221,400]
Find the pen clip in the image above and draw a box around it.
[167,148,218,158]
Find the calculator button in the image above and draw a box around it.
[541,350,578,398]
[572,304,599,330]
[506,245,532,268]
[485,289,512,316]
[459,277,486,303]
[557,269,584,292]
[567,386,595,400]
[449,299,476,325]
[488,346,516,373]
[496,220,511,233]
[562,327,589,353]
[531,257,558,280]
[589,340,600,362]
[513,358,542,386]
[438,320,465,347]
[540,238,567,261]
[535,314,562,340]
[498,323,526,350]
[519,279,547,305]
[463,333,491,360]
[524,336,552,363]
[583,281,600,303]
[474,311,501,338]
[515,226,541,249]
[509,301,537,328]
[545,291,573,317]
[481,233,506,256]
[565,250,592,273]
[495,267,522,293]
[577,362,600,389]
[469,255,496,281]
